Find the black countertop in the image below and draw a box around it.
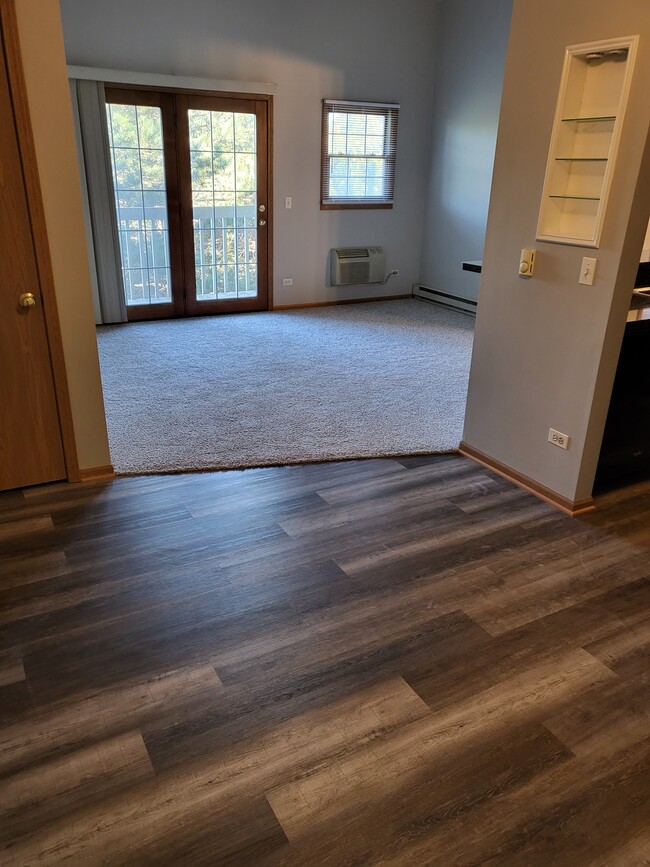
[627,290,650,327]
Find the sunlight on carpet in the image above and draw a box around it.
[96,298,474,474]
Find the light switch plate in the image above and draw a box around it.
[519,248,536,277]
[579,257,597,286]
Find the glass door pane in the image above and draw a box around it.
[106,102,173,307]
[188,109,259,302]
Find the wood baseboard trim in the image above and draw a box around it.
[272,293,412,311]
[458,442,595,517]
[79,465,115,483]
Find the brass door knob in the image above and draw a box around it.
[259,219,266,226]
[18,292,36,308]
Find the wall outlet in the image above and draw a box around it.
[393,270,400,277]
[548,428,570,449]
[282,278,293,286]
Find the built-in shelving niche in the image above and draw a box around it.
[537,36,639,248]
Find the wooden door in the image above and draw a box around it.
[104,89,184,320]
[178,95,270,316]
[104,88,271,320]
[0,29,66,490]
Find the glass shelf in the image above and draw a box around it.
[554,157,608,162]
[561,115,616,123]
[549,195,600,201]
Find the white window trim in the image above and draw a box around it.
[321,98,400,209]
[68,66,277,96]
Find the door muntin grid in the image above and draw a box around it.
[188,110,258,301]
[106,103,172,306]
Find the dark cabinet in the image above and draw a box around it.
[595,307,650,492]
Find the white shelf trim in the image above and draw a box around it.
[536,34,639,248]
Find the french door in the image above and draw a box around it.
[105,88,270,321]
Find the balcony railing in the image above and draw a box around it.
[115,205,258,305]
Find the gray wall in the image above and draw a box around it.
[419,0,512,302]
[463,0,650,503]
[58,0,440,307]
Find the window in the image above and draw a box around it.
[320,99,399,209]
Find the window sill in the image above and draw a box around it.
[320,202,393,211]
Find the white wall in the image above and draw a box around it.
[463,0,650,504]
[58,0,440,307]
[419,0,512,303]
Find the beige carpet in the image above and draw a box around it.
[96,298,474,474]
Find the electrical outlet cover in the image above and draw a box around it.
[548,428,570,449]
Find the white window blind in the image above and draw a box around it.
[321,99,399,209]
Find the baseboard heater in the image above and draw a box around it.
[414,285,477,316]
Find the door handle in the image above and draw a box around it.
[18,292,36,309]
[259,219,266,227]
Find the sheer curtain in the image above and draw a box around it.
[69,79,126,324]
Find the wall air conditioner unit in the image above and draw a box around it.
[330,247,385,286]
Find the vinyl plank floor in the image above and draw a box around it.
[0,730,153,843]
[0,664,222,777]
[0,455,648,863]
[261,723,572,866]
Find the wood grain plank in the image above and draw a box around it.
[266,649,615,841]
[141,610,488,774]
[407,597,626,714]
[18,563,354,701]
[463,537,645,635]
[7,556,334,649]
[212,573,492,675]
[0,664,222,777]
[0,677,429,864]
[335,497,561,578]
[0,681,33,725]
[0,730,154,843]
[544,678,650,757]
[0,550,68,591]
[381,736,650,867]
[186,458,408,519]
[0,514,52,541]
[261,723,571,866]
[584,611,650,686]
[0,656,24,687]
[312,458,487,508]
[105,796,288,867]
[588,828,650,867]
